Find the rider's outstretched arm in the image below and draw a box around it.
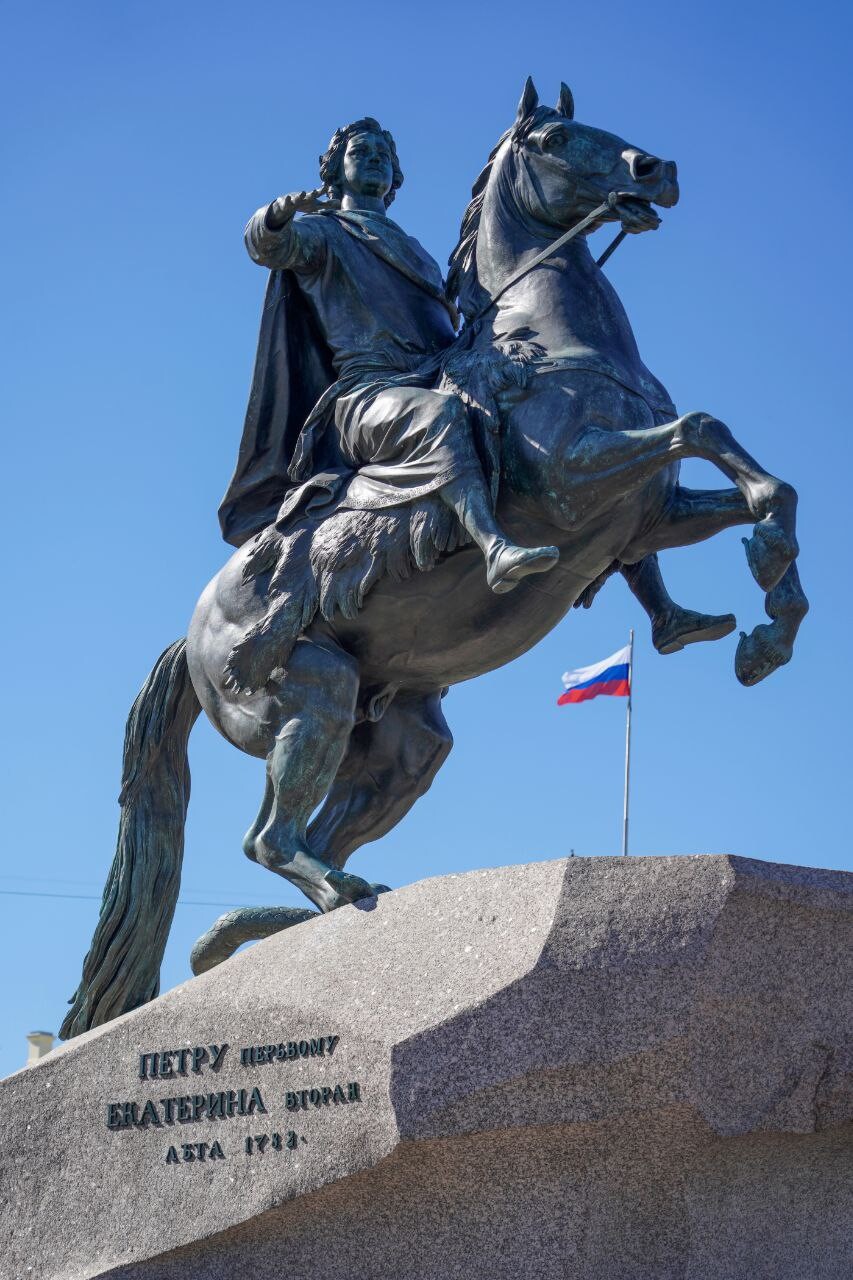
[244,192,328,273]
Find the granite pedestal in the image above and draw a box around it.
[2,855,851,1279]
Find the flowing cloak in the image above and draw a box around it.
[218,210,459,548]
[218,268,336,548]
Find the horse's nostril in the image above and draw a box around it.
[631,153,660,180]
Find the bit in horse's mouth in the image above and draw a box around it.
[611,195,662,232]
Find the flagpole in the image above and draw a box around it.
[622,629,634,856]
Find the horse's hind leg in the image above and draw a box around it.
[309,690,452,870]
[247,637,380,913]
[243,772,273,864]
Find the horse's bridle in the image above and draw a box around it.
[473,192,628,320]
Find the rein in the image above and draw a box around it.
[472,191,628,321]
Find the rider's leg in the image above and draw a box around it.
[343,384,561,594]
[250,637,384,913]
[620,554,736,655]
[309,689,452,869]
[439,472,559,593]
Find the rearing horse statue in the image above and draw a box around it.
[61,79,807,1039]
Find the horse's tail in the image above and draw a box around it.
[59,639,201,1039]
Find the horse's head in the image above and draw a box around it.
[509,77,679,234]
[448,79,680,320]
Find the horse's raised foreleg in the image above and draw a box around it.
[624,485,753,558]
[245,637,386,913]
[557,414,798,591]
[309,690,452,869]
[734,563,809,686]
[622,483,807,683]
[552,420,682,527]
[672,414,798,591]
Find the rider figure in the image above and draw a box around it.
[240,117,559,594]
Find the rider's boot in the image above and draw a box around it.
[440,474,559,594]
[621,555,736,654]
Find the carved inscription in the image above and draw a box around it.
[106,1087,267,1129]
[139,1044,228,1079]
[245,1131,301,1154]
[166,1141,226,1164]
[240,1035,339,1066]
[104,1031,364,1167]
[285,1081,360,1110]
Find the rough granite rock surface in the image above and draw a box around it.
[1,854,851,1280]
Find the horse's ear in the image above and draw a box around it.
[516,76,539,122]
[556,82,575,120]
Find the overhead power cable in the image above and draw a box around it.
[0,888,288,909]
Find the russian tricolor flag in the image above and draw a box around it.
[558,644,632,706]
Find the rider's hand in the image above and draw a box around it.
[266,187,336,230]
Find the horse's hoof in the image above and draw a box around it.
[653,610,736,655]
[742,521,798,593]
[735,624,792,686]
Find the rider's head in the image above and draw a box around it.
[320,118,403,207]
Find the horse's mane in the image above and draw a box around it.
[446,130,511,323]
[447,106,563,323]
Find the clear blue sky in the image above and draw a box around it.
[1,0,850,1078]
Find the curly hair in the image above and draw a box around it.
[319,117,403,208]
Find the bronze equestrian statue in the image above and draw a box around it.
[61,80,806,1039]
